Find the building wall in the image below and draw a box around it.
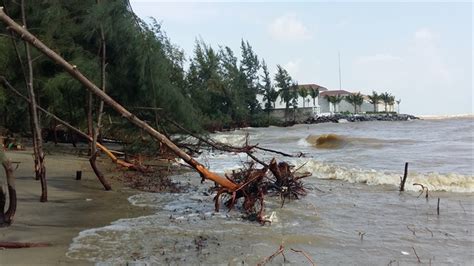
[270,107,314,122]
[257,94,321,112]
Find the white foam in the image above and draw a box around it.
[297,137,311,147]
[294,159,474,193]
[418,113,474,120]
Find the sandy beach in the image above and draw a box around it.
[0,147,150,265]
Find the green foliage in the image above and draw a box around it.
[367,91,380,112]
[345,92,364,113]
[380,92,395,112]
[274,65,293,109]
[308,87,319,107]
[259,60,277,111]
[1,0,299,138]
[325,95,344,113]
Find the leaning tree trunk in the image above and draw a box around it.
[0,77,135,187]
[0,9,238,191]
[0,149,17,227]
[20,1,47,202]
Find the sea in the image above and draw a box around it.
[67,115,474,265]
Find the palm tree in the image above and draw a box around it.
[367,91,380,112]
[396,99,401,113]
[388,95,396,112]
[308,87,319,107]
[345,94,357,113]
[334,95,344,113]
[345,92,364,113]
[380,92,392,112]
[355,93,364,113]
[325,94,344,113]
[298,87,308,108]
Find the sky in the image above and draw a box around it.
[130,1,472,115]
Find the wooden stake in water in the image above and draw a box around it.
[437,198,440,215]
[400,162,409,191]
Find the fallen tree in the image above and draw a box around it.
[0,8,310,222]
[0,7,238,190]
[0,149,16,227]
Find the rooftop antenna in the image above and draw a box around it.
[338,51,342,90]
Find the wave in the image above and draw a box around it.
[304,134,414,149]
[294,159,474,193]
[418,114,474,120]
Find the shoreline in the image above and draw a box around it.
[303,113,419,124]
[0,148,151,265]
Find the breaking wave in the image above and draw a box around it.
[304,134,414,149]
[294,159,474,193]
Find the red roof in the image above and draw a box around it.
[320,90,352,97]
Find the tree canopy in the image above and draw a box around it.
[0,0,296,136]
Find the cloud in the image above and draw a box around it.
[351,27,465,115]
[268,14,312,41]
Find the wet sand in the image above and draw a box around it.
[0,148,150,265]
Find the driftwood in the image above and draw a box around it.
[166,117,301,158]
[258,245,315,266]
[0,149,16,227]
[0,242,49,248]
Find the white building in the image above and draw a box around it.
[257,83,328,113]
[257,84,399,118]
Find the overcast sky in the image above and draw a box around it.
[130,1,472,115]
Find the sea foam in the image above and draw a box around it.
[294,159,474,193]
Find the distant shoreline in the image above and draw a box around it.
[302,113,420,125]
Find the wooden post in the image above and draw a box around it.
[400,162,409,192]
[75,171,82,180]
[437,198,440,216]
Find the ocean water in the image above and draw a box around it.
[67,117,474,265]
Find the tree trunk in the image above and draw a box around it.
[0,149,17,227]
[20,1,47,202]
[0,11,238,191]
[0,77,120,188]
[88,11,111,191]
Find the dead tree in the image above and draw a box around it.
[20,1,47,201]
[87,0,110,190]
[0,149,16,227]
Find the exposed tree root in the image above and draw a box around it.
[214,158,310,224]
